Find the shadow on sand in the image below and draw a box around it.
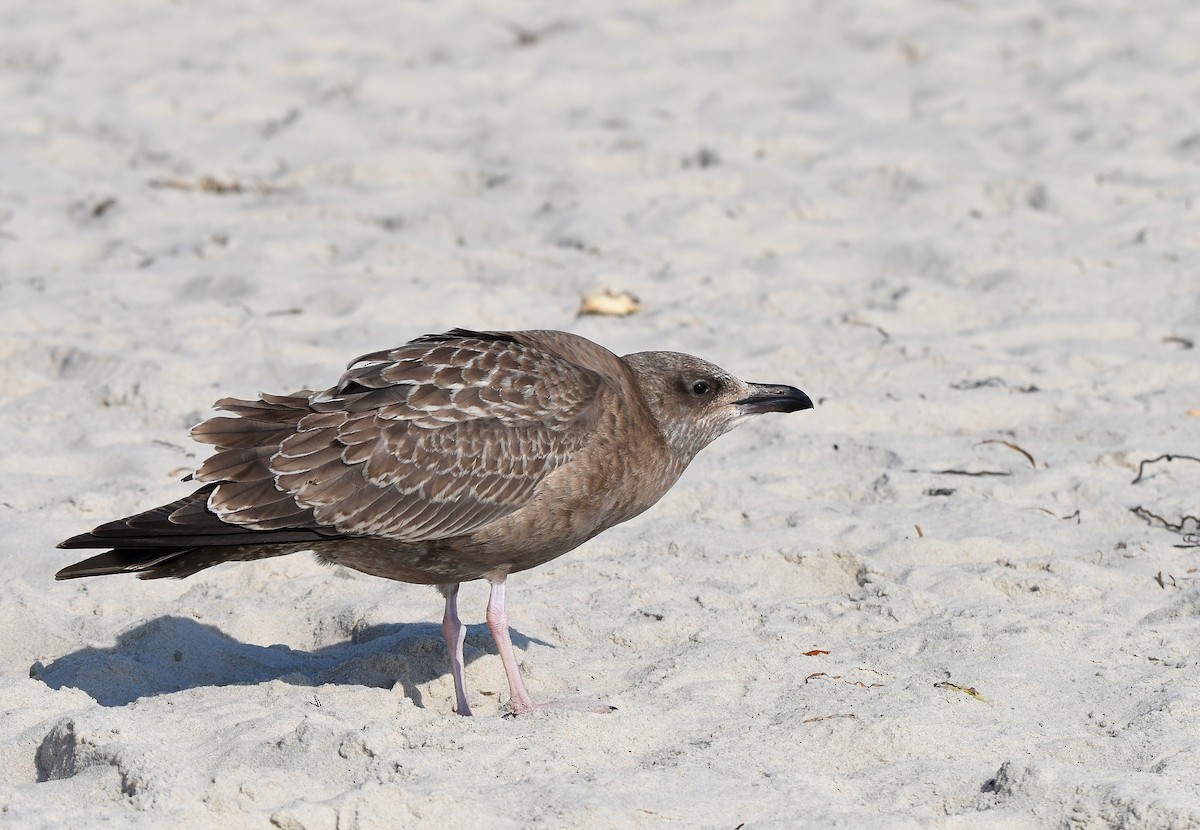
[34,615,549,708]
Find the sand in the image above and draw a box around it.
[2,1,1199,827]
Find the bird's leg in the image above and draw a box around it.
[485,578,616,716]
[485,578,538,714]
[439,583,472,716]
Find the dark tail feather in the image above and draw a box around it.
[60,484,231,547]
[55,548,194,580]
[55,543,318,580]
[56,483,339,580]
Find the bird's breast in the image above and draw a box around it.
[468,410,685,574]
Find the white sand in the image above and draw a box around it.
[2,1,1199,826]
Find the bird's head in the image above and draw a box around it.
[621,351,813,460]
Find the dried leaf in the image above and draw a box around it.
[579,289,642,317]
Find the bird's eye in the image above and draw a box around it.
[691,380,711,396]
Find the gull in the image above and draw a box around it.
[58,329,813,715]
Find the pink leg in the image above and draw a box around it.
[484,579,616,716]
[485,579,538,714]
[439,583,472,716]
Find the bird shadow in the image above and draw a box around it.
[34,615,550,708]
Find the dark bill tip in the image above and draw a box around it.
[735,383,814,414]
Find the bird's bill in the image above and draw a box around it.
[734,383,814,414]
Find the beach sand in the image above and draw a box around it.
[2,1,1199,826]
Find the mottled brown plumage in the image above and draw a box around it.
[57,328,812,715]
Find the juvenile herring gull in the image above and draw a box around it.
[58,328,813,715]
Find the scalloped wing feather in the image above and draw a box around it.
[191,330,611,542]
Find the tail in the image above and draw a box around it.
[56,484,335,580]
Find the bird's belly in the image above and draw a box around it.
[309,538,494,585]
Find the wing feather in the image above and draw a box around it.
[196,448,275,482]
[190,329,612,543]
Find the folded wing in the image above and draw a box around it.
[194,329,606,542]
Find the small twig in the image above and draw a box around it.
[1130,506,1200,536]
[934,681,988,702]
[977,439,1037,469]
[1131,454,1200,484]
[1031,507,1080,523]
[1154,571,1178,589]
[950,377,1039,393]
[148,175,282,195]
[151,439,188,453]
[841,315,891,341]
[1162,335,1194,349]
[933,469,1012,477]
[802,713,856,723]
[950,377,1005,390]
[804,672,883,689]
